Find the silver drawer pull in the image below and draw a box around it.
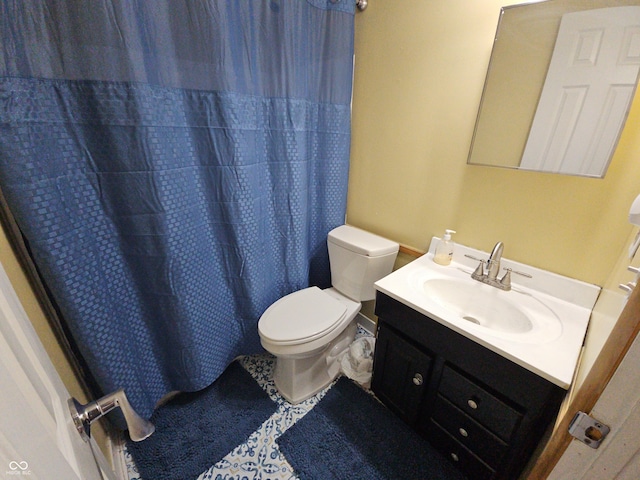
[467,399,478,409]
[458,427,468,437]
[450,453,459,462]
[412,373,424,386]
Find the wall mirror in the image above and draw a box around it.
[468,0,640,178]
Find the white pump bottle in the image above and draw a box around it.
[433,229,456,266]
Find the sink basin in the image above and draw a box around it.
[423,278,533,334]
[415,276,563,344]
[374,239,600,388]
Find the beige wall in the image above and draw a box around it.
[3,0,640,462]
[348,0,640,287]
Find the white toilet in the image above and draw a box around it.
[258,225,399,403]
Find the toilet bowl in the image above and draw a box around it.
[258,225,399,404]
[259,287,360,403]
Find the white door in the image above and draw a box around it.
[548,330,640,479]
[520,6,640,176]
[0,260,114,479]
[524,272,640,480]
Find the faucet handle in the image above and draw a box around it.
[470,259,486,281]
[499,269,512,289]
[465,254,487,279]
[501,268,532,289]
[508,269,532,279]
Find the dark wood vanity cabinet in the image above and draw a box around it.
[371,324,433,424]
[372,292,566,480]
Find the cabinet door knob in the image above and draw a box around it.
[467,399,478,409]
[412,373,423,386]
[450,453,459,462]
[458,427,468,437]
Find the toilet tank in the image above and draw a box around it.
[327,225,399,301]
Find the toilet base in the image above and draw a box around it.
[273,320,357,404]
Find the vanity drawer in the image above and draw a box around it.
[432,395,509,468]
[438,365,522,442]
[427,419,495,480]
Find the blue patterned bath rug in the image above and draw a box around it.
[277,377,467,480]
[126,360,276,480]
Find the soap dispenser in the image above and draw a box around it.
[434,229,456,266]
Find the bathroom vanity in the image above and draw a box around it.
[373,292,564,479]
[371,239,600,480]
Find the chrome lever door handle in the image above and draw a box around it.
[68,389,155,442]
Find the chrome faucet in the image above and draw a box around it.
[486,241,504,281]
[468,241,531,291]
[470,241,510,290]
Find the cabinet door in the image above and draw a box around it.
[372,324,432,424]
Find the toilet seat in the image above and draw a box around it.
[258,286,347,346]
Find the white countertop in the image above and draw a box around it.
[374,238,601,389]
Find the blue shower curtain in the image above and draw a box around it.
[0,0,354,420]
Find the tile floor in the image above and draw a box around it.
[123,327,373,480]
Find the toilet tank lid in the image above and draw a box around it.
[328,225,399,257]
